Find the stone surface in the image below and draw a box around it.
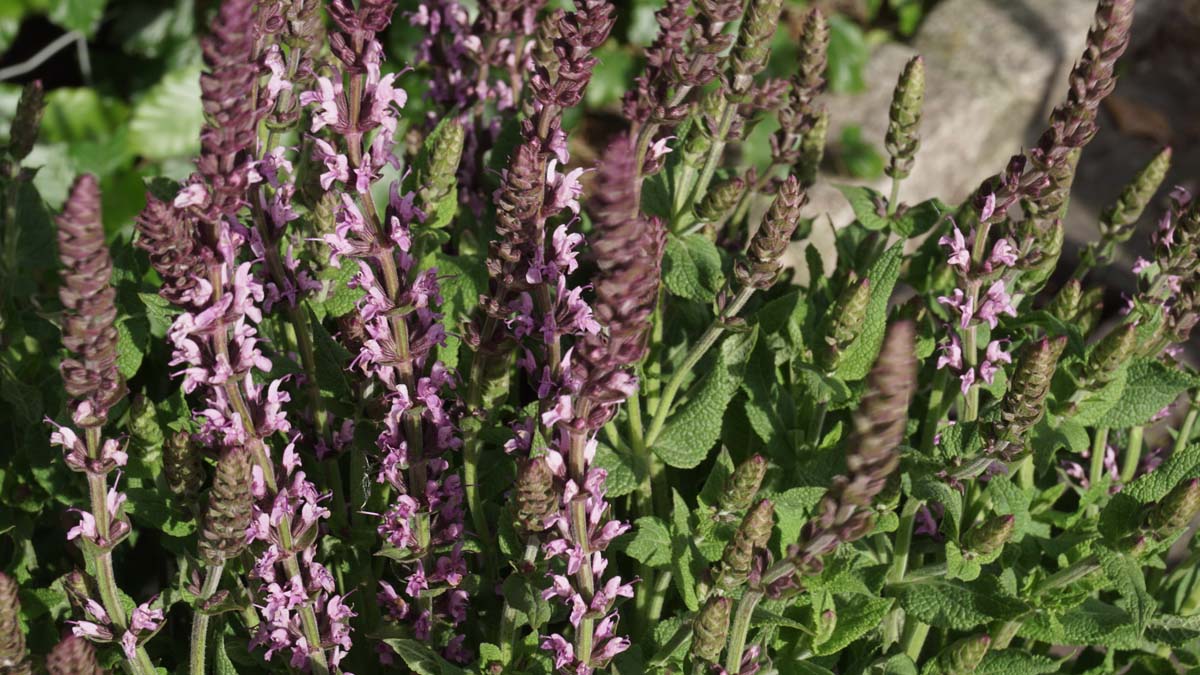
[787,0,1178,280]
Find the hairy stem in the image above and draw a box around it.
[189,565,224,675]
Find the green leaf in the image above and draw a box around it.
[895,578,1027,630]
[1070,364,1129,426]
[654,326,758,468]
[501,573,553,632]
[422,250,484,369]
[836,185,889,231]
[1123,442,1200,504]
[869,654,919,675]
[838,126,884,179]
[318,261,365,318]
[670,490,700,611]
[826,15,869,93]
[309,311,353,402]
[213,628,237,675]
[625,516,672,568]
[773,487,827,548]
[138,291,177,337]
[128,66,204,161]
[124,487,195,537]
[586,44,635,107]
[1098,547,1155,636]
[1019,599,1138,648]
[116,319,146,379]
[812,594,894,655]
[382,639,469,675]
[893,198,950,237]
[835,243,904,381]
[1097,358,1198,428]
[974,651,1061,675]
[594,443,641,498]
[49,0,106,35]
[662,233,726,303]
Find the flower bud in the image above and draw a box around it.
[198,447,254,566]
[815,607,837,645]
[717,499,774,591]
[164,431,206,502]
[938,634,991,674]
[61,571,92,618]
[995,336,1066,451]
[1018,217,1063,293]
[417,118,465,218]
[720,454,767,513]
[796,9,829,102]
[963,514,1014,558]
[797,108,828,188]
[819,277,871,372]
[1147,478,1200,535]
[695,176,746,224]
[1046,279,1082,323]
[515,457,558,534]
[46,635,101,675]
[691,596,732,663]
[729,0,783,95]
[0,573,29,675]
[735,176,807,289]
[1084,321,1138,386]
[885,56,925,181]
[1101,146,1171,243]
[128,394,164,448]
[8,80,44,161]
[1075,286,1105,336]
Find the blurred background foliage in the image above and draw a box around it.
[0,0,936,240]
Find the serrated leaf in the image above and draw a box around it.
[214,627,237,675]
[893,198,949,237]
[309,311,352,401]
[835,243,904,380]
[128,66,204,160]
[836,185,890,231]
[625,516,672,568]
[1070,364,1129,426]
[422,250,483,370]
[318,261,364,317]
[895,578,1027,630]
[697,447,736,508]
[662,233,726,302]
[1097,358,1198,428]
[654,327,758,469]
[1098,547,1154,636]
[1019,599,1138,648]
[974,651,1060,675]
[124,487,195,537]
[813,594,894,655]
[594,443,640,498]
[138,291,177,337]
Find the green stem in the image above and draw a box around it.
[1121,426,1144,483]
[499,540,541,668]
[644,286,756,449]
[883,499,920,647]
[1088,427,1110,488]
[887,175,902,217]
[683,102,739,229]
[725,561,797,672]
[648,569,673,622]
[189,565,224,675]
[900,619,930,661]
[1176,405,1199,457]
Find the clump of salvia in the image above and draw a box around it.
[10,0,1200,673]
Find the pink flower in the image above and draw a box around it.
[959,366,976,396]
[263,45,292,103]
[987,238,1018,269]
[937,289,975,329]
[1132,257,1152,274]
[173,183,208,209]
[977,281,1017,328]
[938,226,971,272]
[936,333,963,371]
[978,340,1011,385]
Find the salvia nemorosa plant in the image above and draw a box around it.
[4,0,1200,673]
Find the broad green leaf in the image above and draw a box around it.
[586,44,635,107]
[812,594,893,655]
[594,443,640,498]
[501,573,552,632]
[773,487,827,548]
[662,233,726,303]
[49,0,106,35]
[128,66,204,161]
[309,311,353,402]
[214,628,237,675]
[836,185,889,231]
[697,447,737,509]
[986,476,1030,542]
[383,639,470,675]
[1019,599,1138,649]
[835,243,904,381]
[869,654,919,675]
[124,487,195,537]
[826,15,869,93]
[1123,442,1200,504]
[1098,547,1154,636]
[422,250,484,370]
[1097,358,1198,428]
[1069,362,1129,426]
[654,326,758,468]
[893,199,949,237]
[753,288,808,360]
[625,516,672,568]
[895,578,1027,630]
[138,291,177,337]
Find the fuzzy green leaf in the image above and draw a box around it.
[893,198,950,237]
[1097,358,1199,428]
[213,629,237,675]
[974,651,1061,675]
[1070,364,1129,426]
[812,594,894,655]
[594,443,640,498]
[654,326,759,469]
[836,185,890,231]
[662,233,726,303]
[1098,547,1154,636]
[124,487,195,537]
[128,66,204,160]
[319,262,365,318]
[895,578,1027,630]
[625,516,672,568]
[773,487,827,548]
[383,639,470,675]
[835,242,904,381]
[670,490,700,611]
[115,319,145,379]
[1019,599,1138,648]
